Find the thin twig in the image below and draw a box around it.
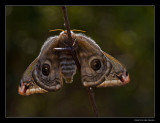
[86,87,99,117]
[61,6,81,71]
[61,6,98,117]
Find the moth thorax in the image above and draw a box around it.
[59,53,76,83]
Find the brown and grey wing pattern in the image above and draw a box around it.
[74,33,112,87]
[97,51,130,87]
[19,36,64,95]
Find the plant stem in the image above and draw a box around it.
[61,6,98,117]
[61,6,81,71]
[86,87,99,117]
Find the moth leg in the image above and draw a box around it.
[72,39,78,51]
[53,47,71,51]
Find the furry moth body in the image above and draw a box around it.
[18,30,130,96]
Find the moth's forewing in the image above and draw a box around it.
[19,36,63,96]
[18,57,48,96]
[74,33,112,87]
[97,52,130,87]
[19,31,130,96]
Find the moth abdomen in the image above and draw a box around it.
[59,53,77,83]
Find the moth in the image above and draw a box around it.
[18,30,130,96]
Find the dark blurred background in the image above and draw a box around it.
[6,6,154,117]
